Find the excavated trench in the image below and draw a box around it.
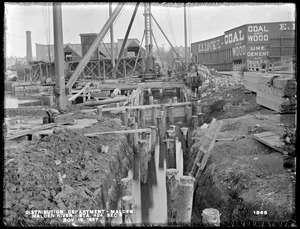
[4,85,295,226]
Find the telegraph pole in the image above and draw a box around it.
[53,3,67,110]
[184,3,188,70]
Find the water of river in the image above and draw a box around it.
[131,138,184,225]
[5,93,55,109]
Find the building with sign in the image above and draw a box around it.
[191,21,295,71]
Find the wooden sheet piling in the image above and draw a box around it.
[149,126,157,153]
[132,122,140,181]
[152,106,158,126]
[165,138,176,169]
[192,115,198,129]
[140,108,146,128]
[166,169,179,224]
[157,115,166,169]
[185,105,192,126]
[172,96,178,103]
[168,106,174,125]
[176,176,194,223]
[139,140,149,184]
[149,95,154,105]
[197,113,204,126]
[159,88,163,101]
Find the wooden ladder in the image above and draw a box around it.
[189,118,223,189]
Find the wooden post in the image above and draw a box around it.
[139,140,148,184]
[197,112,204,126]
[97,106,103,118]
[140,108,146,128]
[132,122,139,181]
[149,126,157,152]
[185,105,192,126]
[98,60,101,79]
[191,100,197,115]
[121,176,132,197]
[157,115,166,169]
[139,92,143,105]
[172,96,178,103]
[168,106,174,125]
[103,58,106,80]
[149,95,154,105]
[160,105,167,128]
[49,94,54,106]
[121,196,137,225]
[180,127,188,142]
[176,176,194,223]
[87,87,91,100]
[176,88,181,100]
[152,106,158,126]
[159,88,163,102]
[191,115,198,129]
[166,169,179,224]
[196,105,202,114]
[164,138,176,169]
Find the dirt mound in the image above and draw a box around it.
[199,85,263,123]
[4,127,133,226]
[188,115,294,225]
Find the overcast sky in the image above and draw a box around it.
[4,2,295,58]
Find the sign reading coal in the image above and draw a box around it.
[247,24,270,44]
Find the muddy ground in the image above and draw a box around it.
[4,112,133,226]
[187,83,296,226]
[3,78,296,226]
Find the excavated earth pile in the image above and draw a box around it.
[200,85,263,123]
[4,118,133,226]
[188,115,295,225]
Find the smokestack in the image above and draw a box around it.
[26,31,33,63]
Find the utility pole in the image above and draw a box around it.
[109,3,115,74]
[184,3,188,70]
[53,3,66,110]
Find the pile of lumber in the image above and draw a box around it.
[256,74,296,113]
[243,72,260,93]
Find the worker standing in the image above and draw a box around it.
[167,68,172,77]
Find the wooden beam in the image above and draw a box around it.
[83,96,128,106]
[81,101,191,112]
[6,123,57,141]
[68,82,92,101]
[84,128,151,137]
[66,3,125,89]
